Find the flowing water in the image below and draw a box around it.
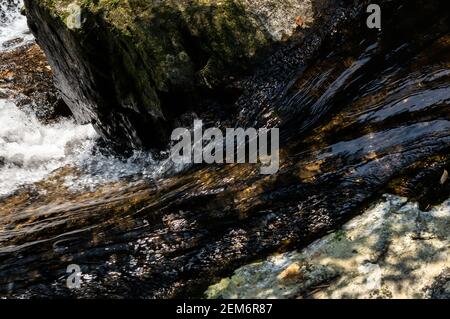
[0,98,97,196]
[0,0,97,196]
[0,0,449,298]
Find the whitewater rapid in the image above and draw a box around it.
[0,1,99,195]
[0,99,98,195]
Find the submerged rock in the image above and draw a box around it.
[206,195,450,299]
[23,0,319,151]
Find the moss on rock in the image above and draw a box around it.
[24,0,310,150]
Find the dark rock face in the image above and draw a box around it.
[22,0,315,152]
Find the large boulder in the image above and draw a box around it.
[23,0,314,151]
[206,195,450,299]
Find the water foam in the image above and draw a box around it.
[63,149,180,192]
[0,97,186,196]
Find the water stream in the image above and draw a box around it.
[0,0,449,298]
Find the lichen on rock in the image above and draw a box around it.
[206,194,450,299]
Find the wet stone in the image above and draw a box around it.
[206,195,450,299]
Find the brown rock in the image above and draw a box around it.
[440,170,448,185]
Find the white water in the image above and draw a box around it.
[0,94,177,196]
[0,0,33,51]
[0,1,180,197]
[0,99,97,195]
[0,0,94,196]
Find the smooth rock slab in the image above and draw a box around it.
[206,195,450,299]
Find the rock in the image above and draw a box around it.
[23,0,317,151]
[440,169,448,185]
[1,37,24,50]
[277,262,303,283]
[427,269,450,299]
[1,0,449,299]
[0,43,72,123]
[206,195,450,299]
[0,89,11,98]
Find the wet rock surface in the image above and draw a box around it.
[0,43,72,122]
[428,269,450,299]
[0,0,21,25]
[0,0,449,299]
[206,195,450,299]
